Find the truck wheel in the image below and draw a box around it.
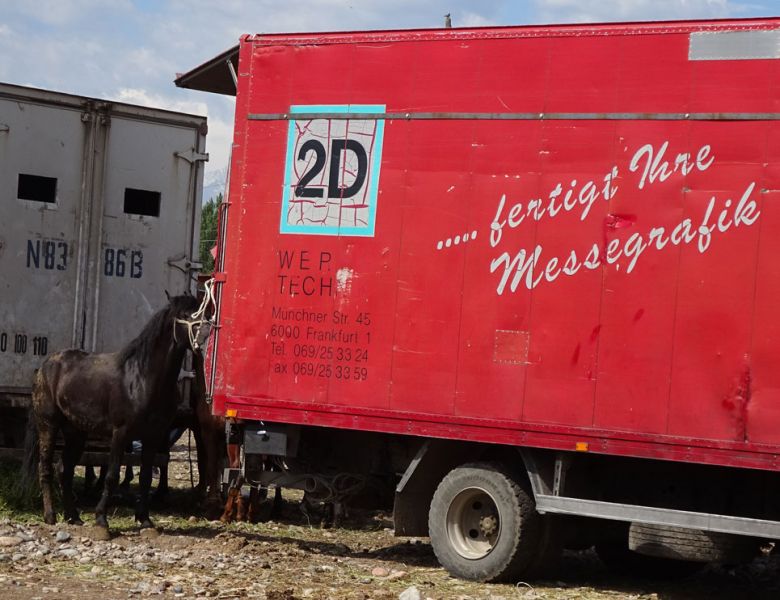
[596,540,703,579]
[428,462,557,582]
[629,523,759,564]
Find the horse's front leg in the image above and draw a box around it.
[94,428,128,535]
[135,436,159,529]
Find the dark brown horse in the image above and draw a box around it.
[79,329,226,514]
[24,294,209,536]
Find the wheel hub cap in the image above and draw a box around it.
[479,514,498,537]
[445,487,501,560]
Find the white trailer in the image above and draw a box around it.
[0,83,207,450]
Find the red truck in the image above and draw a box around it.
[176,17,780,581]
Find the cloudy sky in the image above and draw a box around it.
[0,0,775,200]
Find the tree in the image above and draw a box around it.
[199,193,221,274]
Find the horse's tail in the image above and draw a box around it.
[19,369,43,494]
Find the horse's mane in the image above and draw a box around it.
[117,295,196,366]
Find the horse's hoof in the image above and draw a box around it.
[91,527,111,541]
[44,514,57,525]
[139,527,160,539]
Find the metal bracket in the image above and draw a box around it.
[552,453,571,496]
[167,254,203,273]
[175,148,210,164]
[396,441,429,494]
[227,59,238,89]
[519,448,554,497]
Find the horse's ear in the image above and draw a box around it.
[164,290,171,301]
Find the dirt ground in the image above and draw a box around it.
[1,443,778,600]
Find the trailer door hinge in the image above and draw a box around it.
[175,148,210,163]
[167,254,203,273]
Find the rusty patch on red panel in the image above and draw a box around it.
[723,359,753,442]
[493,330,530,364]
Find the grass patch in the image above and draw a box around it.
[0,457,207,526]
[0,458,41,519]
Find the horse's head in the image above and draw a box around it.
[170,293,212,353]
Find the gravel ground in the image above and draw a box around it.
[1,444,778,600]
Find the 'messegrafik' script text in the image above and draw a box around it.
[489,141,760,295]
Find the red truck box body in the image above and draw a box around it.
[210,18,780,471]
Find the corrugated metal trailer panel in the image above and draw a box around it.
[0,83,206,396]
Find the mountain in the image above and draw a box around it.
[202,166,228,204]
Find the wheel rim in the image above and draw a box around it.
[445,486,501,559]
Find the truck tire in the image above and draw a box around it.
[596,540,703,579]
[629,523,759,564]
[428,462,558,582]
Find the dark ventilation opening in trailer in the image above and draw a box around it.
[124,188,161,217]
[18,173,57,203]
